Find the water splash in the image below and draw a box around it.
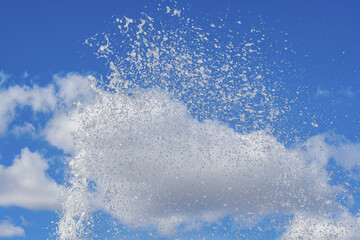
[88,3,291,134]
[57,1,349,239]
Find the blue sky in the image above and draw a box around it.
[0,0,360,239]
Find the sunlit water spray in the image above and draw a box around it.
[57,1,353,239]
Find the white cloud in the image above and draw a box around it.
[58,89,342,238]
[0,220,25,238]
[341,87,355,98]
[332,141,360,170]
[20,216,30,227]
[299,134,333,170]
[44,112,79,153]
[0,148,64,210]
[43,73,95,153]
[23,71,29,79]
[11,123,36,137]
[302,134,360,172]
[281,211,360,240]
[315,88,330,98]
[54,73,94,109]
[0,71,10,87]
[0,84,56,134]
[0,72,93,153]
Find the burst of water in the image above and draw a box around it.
[57,1,351,239]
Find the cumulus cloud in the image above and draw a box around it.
[0,84,56,134]
[281,211,360,240]
[54,73,94,109]
[43,73,94,153]
[59,89,343,238]
[0,72,93,152]
[0,220,25,238]
[0,148,64,210]
[44,112,80,153]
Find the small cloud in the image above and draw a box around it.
[20,216,30,227]
[331,140,360,170]
[0,70,10,87]
[340,87,355,98]
[0,84,56,135]
[315,88,330,98]
[0,148,64,210]
[54,72,95,110]
[306,134,360,172]
[11,123,36,138]
[23,71,29,79]
[0,220,25,238]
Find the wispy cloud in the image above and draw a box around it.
[20,216,30,227]
[0,84,56,134]
[315,88,330,98]
[23,71,29,79]
[331,138,360,171]
[11,123,36,138]
[0,70,10,87]
[340,87,355,98]
[0,220,25,238]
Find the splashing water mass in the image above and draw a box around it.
[56,1,360,239]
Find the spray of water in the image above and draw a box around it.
[57,1,351,239]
